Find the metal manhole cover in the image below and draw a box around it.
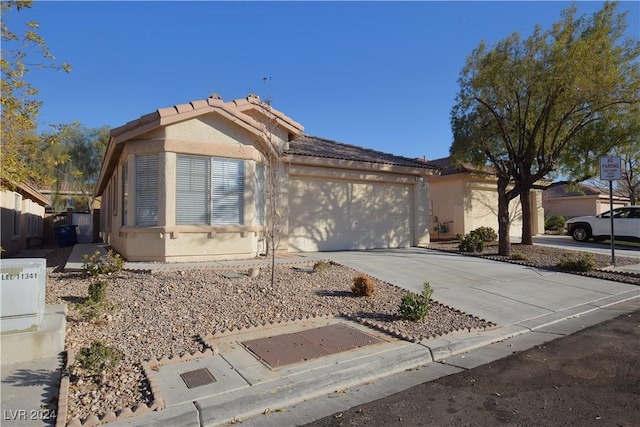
[242,324,384,368]
[180,368,216,389]
[222,272,244,279]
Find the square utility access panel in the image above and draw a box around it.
[180,368,216,389]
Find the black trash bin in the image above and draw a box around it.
[54,225,78,247]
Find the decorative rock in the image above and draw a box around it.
[46,256,506,422]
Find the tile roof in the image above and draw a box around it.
[286,135,439,170]
[7,182,52,206]
[423,156,494,175]
[97,94,304,196]
[544,183,627,199]
[110,93,304,141]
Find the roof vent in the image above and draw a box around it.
[247,93,260,102]
[208,93,221,100]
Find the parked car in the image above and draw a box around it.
[565,206,640,242]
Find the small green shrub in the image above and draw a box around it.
[455,233,464,241]
[471,226,498,242]
[88,281,108,304]
[74,341,122,374]
[313,260,331,272]
[556,252,595,272]
[82,250,124,276]
[77,281,117,321]
[398,282,433,322]
[351,274,375,296]
[459,233,484,252]
[510,252,527,261]
[545,215,566,233]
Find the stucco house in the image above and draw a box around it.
[1,182,51,255]
[543,183,630,218]
[94,94,438,262]
[424,157,544,240]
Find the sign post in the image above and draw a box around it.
[600,156,622,266]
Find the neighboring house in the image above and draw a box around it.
[543,183,630,218]
[0,182,51,255]
[94,94,438,262]
[424,157,544,240]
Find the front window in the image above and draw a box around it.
[176,155,244,225]
[135,155,158,226]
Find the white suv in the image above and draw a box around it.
[565,206,640,242]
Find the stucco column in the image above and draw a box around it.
[414,179,431,246]
[161,152,176,226]
[531,190,544,236]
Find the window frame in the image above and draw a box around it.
[175,155,245,226]
[135,154,159,227]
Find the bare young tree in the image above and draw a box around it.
[241,88,289,286]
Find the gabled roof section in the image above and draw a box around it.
[287,135,439,170]
[109,93,304,143]
[96,94,304,196]
[424,156,494,176]
[6,182,52,207]
[544,183,627,199]
[232,94,304,136]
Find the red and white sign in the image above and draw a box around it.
[600,156,622,181]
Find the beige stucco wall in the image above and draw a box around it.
[427,174,465,238]
[1,189,46,255]
[543,195,629,218]
[531,190,544,235]
[465,180,523,239]
[428,173,543,240]
[100,114,268,262]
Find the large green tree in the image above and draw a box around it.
[48,124,110,211]
[581,106,640,205]
[450,1,640,255]
[1,0,71,189]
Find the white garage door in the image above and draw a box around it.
[288,178,412,252]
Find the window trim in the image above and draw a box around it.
[175,155,245,226]
[135,154,159,227]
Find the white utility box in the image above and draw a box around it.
[1,258,47,333]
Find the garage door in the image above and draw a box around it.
[288,178,412,252]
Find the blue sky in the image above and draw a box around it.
[8,1,640,161]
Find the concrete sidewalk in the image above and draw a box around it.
[4,245,640,427]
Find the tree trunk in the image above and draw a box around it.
[519,188,533,245]
[497,177,511,257]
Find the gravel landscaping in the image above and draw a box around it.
[39,242,639,423]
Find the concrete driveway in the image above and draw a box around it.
[303,248,640,328]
